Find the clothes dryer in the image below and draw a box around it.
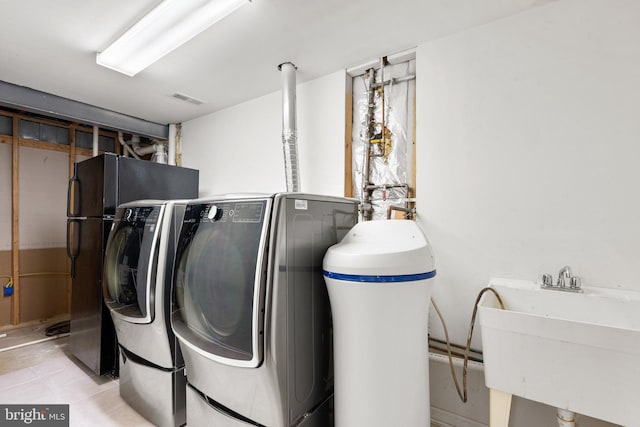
[103,200,187,427]
[171,193,358,427]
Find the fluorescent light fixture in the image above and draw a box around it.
[97,0,249,76]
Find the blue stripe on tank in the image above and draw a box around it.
[322,270,436,283]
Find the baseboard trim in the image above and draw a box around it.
[431,406,488,427]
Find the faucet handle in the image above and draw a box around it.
[570,276,582,289]
[558,265,572,277]
[557,265,572,287]
[542,273,553,287]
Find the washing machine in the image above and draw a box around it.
[170,193,359,427]
[103,200,187,427]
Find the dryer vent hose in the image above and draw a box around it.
[279,61,300,192]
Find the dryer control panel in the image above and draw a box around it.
[185,201,265,224]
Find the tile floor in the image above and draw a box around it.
[1,320,441,427]
[0,320,152,426]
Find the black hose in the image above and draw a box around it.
[45,320,70,336]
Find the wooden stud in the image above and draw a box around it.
[1,106,122,325]
[411,80,417,219]
[11,116,20,325]
[76,148,97,157]
[114,133,121,155]
[76,124,115,137]
[344,74,353,198]
[0,108,118,154]
[13,112,70,129]
[75,124,119,155]
[18,138,70,154]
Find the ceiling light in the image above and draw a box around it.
[96,0,249,76]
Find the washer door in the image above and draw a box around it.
[172,199,270,368]
[104,205,163,323]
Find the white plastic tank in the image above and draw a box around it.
[323,220,436,427]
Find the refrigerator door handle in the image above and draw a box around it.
[67,164,80,217]
[67,218,81,278]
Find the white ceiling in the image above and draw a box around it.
[0,0,549,126]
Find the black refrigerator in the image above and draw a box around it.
[66,153,199,376]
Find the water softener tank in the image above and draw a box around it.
[323,220,436,427]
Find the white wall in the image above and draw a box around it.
[180,1,637,425]
[182,70,347,197]
[418,0,640,346]
[418,0,639,425]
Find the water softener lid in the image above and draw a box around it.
[323,220,435,279]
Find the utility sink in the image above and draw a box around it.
[479,278,640,426]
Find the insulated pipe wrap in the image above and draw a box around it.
[279,62,300,192]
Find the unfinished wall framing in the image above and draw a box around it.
[0,108,120,326]
[346,53,417,220]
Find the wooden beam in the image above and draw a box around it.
[18,138,71,154]
[13,111,72,129]
[114,133,122,155]
[3,108,117,141]
[344,74,353,198]
[76,147,102,157]
[3,134,110,157]
[1,108,119,153]
[411,81,416,200]
[11,116,20,325]
[76,124,117,138]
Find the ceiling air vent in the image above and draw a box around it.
[172,92,207,106]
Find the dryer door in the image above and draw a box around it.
[172,199,270,368]
[104,205,164,323]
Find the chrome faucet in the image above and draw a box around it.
[557,265,572,287]
[541,265,583,293]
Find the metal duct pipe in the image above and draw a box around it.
[151,143,167,164]
[168,124,177,166]
[279,62,300,192]
[92,126,99,157]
